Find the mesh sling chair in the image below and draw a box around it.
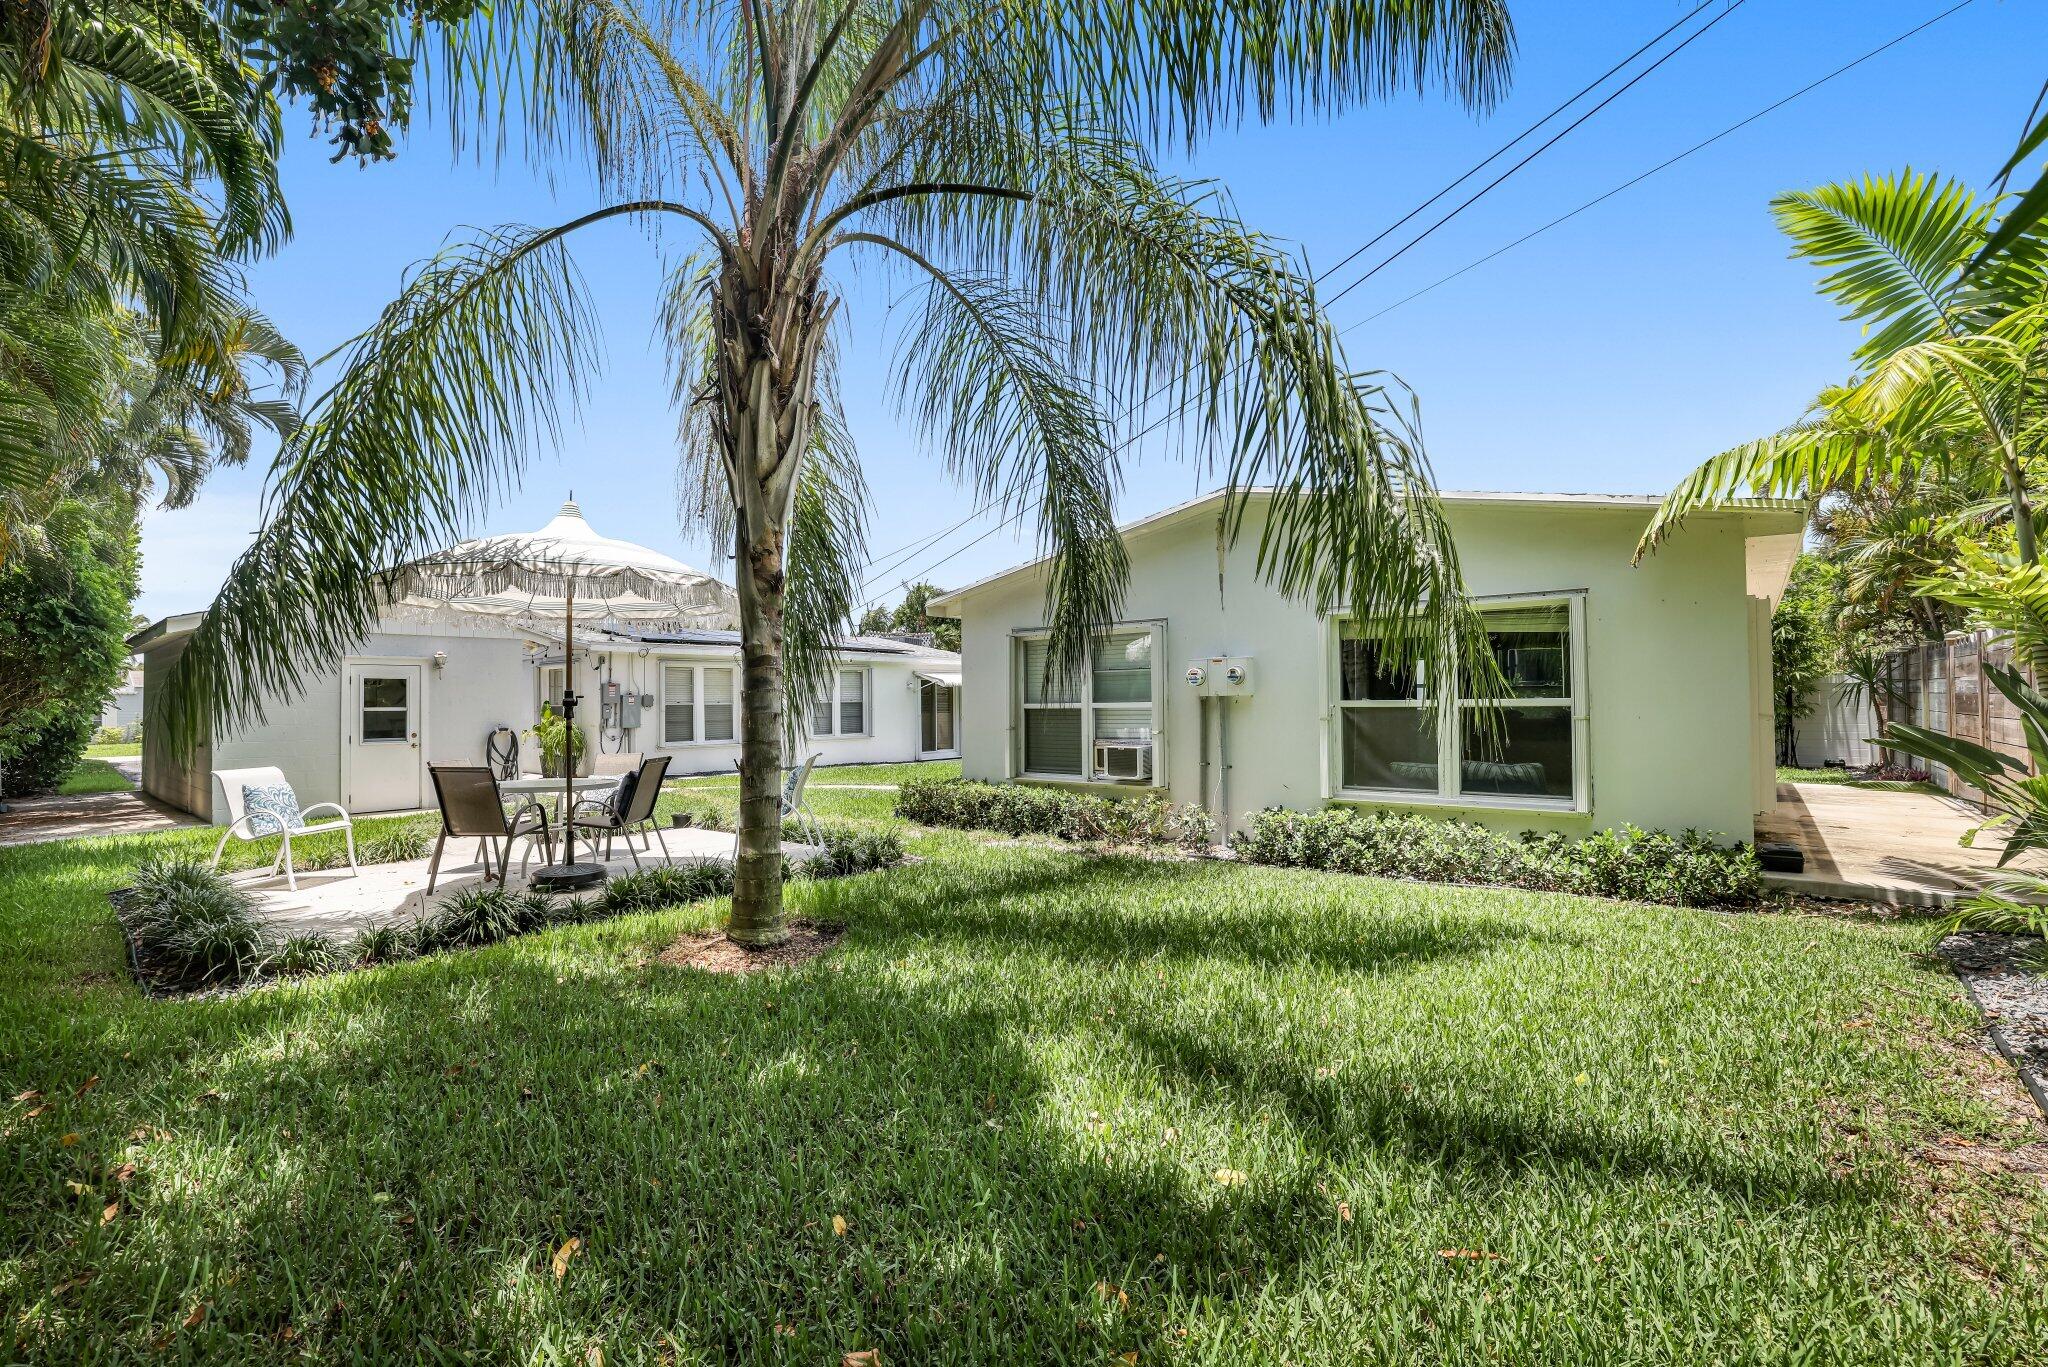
[427,764,553,894]
[569,755,672,868]
[730,752,825,860]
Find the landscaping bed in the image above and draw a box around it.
[1942,931,2048,1117]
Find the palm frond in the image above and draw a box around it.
[151,225,604,752]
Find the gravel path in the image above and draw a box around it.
[1939,930,2048,1118]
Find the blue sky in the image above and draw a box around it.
[136,0,2048,620]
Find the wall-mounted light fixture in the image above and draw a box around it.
[432,650,448,672]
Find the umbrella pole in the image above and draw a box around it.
[533,583,605,891]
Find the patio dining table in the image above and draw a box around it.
[498,774,619,822]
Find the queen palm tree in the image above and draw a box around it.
[1637,171,2048,566]
[159,0,1517,946]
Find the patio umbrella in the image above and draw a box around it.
[392,496,733,890]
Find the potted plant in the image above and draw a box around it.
[524,703,586,778]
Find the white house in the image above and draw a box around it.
[930,489,1805,843]
[133,502,961,823]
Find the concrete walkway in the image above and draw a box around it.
[0,790,200,848]
[234,825,822,941]
[1756,781,2025,907]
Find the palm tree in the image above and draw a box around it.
[1637,171,2048,566]
[0,0,293,556]
[160,0,1518,946]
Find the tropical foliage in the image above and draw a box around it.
[1638,170,2048,567]
[0,514,138,794]
[1769,555,1840,766]
[857,580,958,649]
[159,0,1520,946]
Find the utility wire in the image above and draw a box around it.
[1342,0,1981,334]
[855,0,1755,610]
[860,3,1971,610]
[852,0,1738,590]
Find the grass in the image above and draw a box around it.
[1778,765,1945,795]
[84,742,142,760]
[669,758,960,789]
[54,759,136,796]
[3,805,2047,1359]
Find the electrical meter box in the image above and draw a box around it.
[1186,657,1253,696]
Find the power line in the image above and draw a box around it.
[855,0,1752,610]
[1339,0,1980,335]
[853,0,1732,581]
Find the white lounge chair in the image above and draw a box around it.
[207,766,357,891]
[732,752,824,858]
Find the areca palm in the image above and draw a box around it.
[161,0,1517,946]
[1636,171,2048,565]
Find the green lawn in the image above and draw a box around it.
[1778,765,1945,795]
[669,757,960,789]
[84,742,142,760]
[54,758,136,796]
[3,807,2046,1359]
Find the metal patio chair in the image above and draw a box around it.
[569,755,672,868]
[426,764,553,894]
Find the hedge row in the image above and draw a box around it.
[1233,806,1764,907]
[897,778,1215,850]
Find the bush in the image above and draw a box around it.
[264,933,344,977]
[416,884,530,951]
[897,779,1215,850]
[796,824,905,878]
[123,855,268,987]
[1232,807,1764,908]
[354,820,435,866]
[602,860,733,912]
[350,925,417,966]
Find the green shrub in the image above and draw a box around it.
[354,820,435,866]
[897,779,1215,849]
[601,861,732,912]
[796,824,905,878]
[264,933,344,977]
[350,925,417,966]
[123,855,268,987]
[416,884,527,951]
[1232,807,1764,908]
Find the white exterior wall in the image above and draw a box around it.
[575,644,938,776]
[1792,675,1881,770]
[951,499,1783,843]
[154,614,950,822]
[206,619,535,822]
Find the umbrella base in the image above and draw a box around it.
[530,862,608,892]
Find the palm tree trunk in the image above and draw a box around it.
[2003,456,2039,564]
[730,505,790,946]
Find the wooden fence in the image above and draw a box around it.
[1881,630,2030,803]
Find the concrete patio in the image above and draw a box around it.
[1756,781,2026,907]
[231,825,821,941]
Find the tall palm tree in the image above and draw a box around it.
[1637,171,2048,566]
[160,0,1517,946]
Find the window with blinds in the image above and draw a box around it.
[1016,627,1160,781]
[1334,595,1583,807]
[702,667,735,741]
[808,667,871,736]
[662,663,695,744]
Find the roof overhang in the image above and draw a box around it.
[128,612,206,652]
[929,488,1811,612]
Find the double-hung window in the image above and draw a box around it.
[1015,626,1162,783]
[1333,594,1585,809]
[809,668,869,737]
[661,661,739,745]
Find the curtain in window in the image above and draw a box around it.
[662,664,694,744]
[702,668,735,741]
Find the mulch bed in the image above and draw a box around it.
[1938,931,2048,1121]
[657,918,845,974]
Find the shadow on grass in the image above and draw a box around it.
[4,847,1890,1360]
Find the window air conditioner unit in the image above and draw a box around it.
[1094,738,1153,782]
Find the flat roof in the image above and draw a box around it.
[929,486,1802,612]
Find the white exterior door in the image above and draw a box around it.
[345,662,423,812]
